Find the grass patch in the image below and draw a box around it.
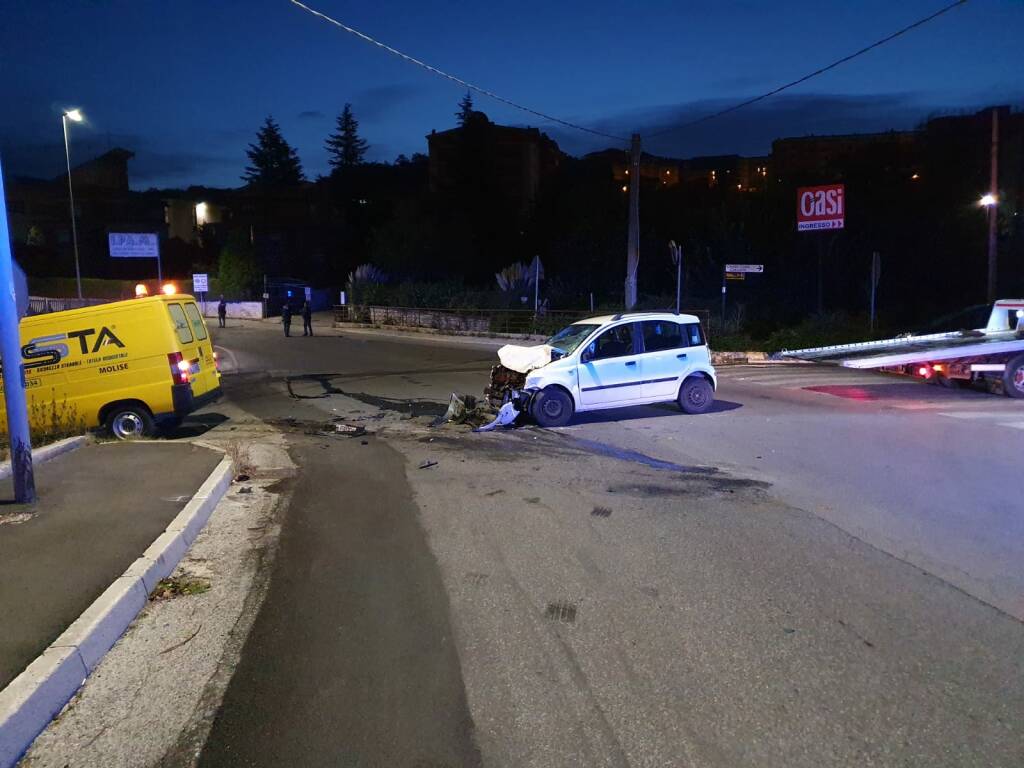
[1,394,87,462]
[150,575,211,600]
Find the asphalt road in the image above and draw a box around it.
[200,323,1024,767]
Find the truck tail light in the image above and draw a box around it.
[168,352,190,385]
[917,365,932,379]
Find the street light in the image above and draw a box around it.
[62,108,84,299]
[979,193,997,207]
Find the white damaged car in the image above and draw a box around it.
[490,312,717,427]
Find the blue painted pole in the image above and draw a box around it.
[0,153,36,503]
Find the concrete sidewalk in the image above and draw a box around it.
[0,442,221,691]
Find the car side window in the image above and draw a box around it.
[588,323,636,361]
[683,323,705,346]
[641,320,684,352]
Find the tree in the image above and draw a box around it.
[217,232,261,297]
[242,116,305,186]
[456,91,474,126]
[326,104,369,168]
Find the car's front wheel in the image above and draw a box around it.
[678,376,714,414]
[531,387,574,428]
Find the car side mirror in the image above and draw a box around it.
[580,345,594,363]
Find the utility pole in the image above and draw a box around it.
[0,154,37,503]
[625,133,641,309]
[986,107,999,304]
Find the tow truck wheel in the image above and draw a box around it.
[106,404,155,439]
[936,373,963,389]
[1004,353,1024,399]
[678,376,715,414]
[531,387,574,428]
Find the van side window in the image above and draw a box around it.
[168,304,194,344]
[184,303,208,341]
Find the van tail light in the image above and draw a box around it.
[168,352,190,385]
[213,350,220,371]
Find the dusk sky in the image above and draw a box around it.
[2,0,1021,189]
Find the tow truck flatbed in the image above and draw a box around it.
[780,300,1024,397]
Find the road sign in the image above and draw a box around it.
[724,264,763,273]
[109,232,159,258]
[304,286,312,301]
[192,273,209,293]
[797,184,845,231]
[725,272,745,281]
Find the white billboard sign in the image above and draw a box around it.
[108,232,159,258]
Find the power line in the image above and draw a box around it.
[288,0,629,143]
[645,0,969,140]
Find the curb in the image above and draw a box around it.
[0,455,234,768]
[0,436,87,482]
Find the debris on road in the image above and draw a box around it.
[418,460,438,470]
[234,473,251,483]
[332,422,367,437]
[473,401,519,432]
[432,392,502,429]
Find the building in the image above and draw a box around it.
[427,111,563,213]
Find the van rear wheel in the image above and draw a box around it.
[107,405,155,439]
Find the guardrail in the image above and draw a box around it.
[334,305,712,339]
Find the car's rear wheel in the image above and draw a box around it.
[678,376,714,414]
[531,387,574,428]
[106,404,155,439]
[1003,353,1024,398]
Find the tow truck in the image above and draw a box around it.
[780,299,1024,398]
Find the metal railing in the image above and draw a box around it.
[27,296,109,315]
[334,305,712,338]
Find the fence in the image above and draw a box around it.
[27,296,109,315]
[334,305,712,339]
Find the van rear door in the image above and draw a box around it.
[180,301,220,396]
[166,301,218,398]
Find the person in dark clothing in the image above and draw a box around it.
[217,295,227,328]
[281,303,292,337]
[301,301,313,336]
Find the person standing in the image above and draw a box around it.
[281,302,292,337]
[217,295,227,328]
[301,300,313,337]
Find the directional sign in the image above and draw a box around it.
[725,272,745,281]
[797,184,845,231]
[192,273,209,293]
[724,264,763,273]
[109,232,159,258]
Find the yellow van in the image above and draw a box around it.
[0,294,221,439]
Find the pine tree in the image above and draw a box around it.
[242,116,305,185]
[456,91,474,126]
[325,104,369,168]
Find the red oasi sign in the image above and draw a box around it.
[797,184,845,231]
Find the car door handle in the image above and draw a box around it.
[625,360,637,366]
[676,353,687,359]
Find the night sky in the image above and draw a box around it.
[2,0,1021,189]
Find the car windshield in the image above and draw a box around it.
[546,323,600,354]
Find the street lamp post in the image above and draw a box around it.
[62,108,84,300]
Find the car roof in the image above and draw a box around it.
[573,311,701,326]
